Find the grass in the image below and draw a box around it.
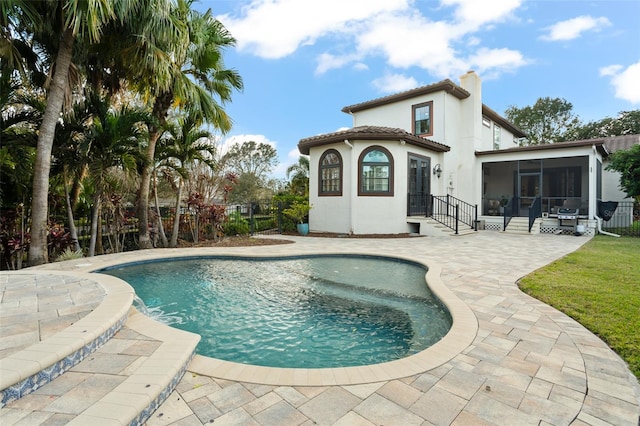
[518,235,640,380]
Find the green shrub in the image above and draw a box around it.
[55,248,84,262]
[223,211,250,236]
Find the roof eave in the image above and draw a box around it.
[482,105,527,138]
[341,80,470,114]
[298,129,450,155]
[475,140,609,157]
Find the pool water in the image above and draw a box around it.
[101,255,452,368]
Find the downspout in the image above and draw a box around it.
[594,216,620,237]
[345,139,355,234]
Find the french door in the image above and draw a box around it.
[408,154,430,215]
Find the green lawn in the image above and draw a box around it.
[518,235,640,380]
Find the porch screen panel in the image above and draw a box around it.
[597,160,602,200]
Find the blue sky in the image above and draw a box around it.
[195,0,640,180]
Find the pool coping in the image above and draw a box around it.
[0,271,133,404]
[89,250,479,387]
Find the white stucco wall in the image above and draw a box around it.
[602,160,632,201]
[308,143,353,234]
[308,140,443,234]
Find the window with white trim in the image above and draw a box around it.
[493,124,501,150]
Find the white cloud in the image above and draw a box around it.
[467,47,529,79]
[372,73,419,94]
[441,0,522,29]
[353,62,369,71]
[219,0,529,80]
[274,148,307,180]
[599,64,623,77]
[600,61,640,104]
[218,0,410,59]
[316,53,361,75]
[540,15,611,41]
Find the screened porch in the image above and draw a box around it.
[481,156,594,218]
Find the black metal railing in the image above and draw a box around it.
[528,196,542,232]
[503,196,517,231]
[407,192,431,216]
[430,194,478,234]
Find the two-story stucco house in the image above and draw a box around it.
[297,71,637,236]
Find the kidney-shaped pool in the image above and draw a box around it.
[99,254,452,369]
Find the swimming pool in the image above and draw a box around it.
[100,255,452,368]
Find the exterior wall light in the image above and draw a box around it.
[433,163,442,178]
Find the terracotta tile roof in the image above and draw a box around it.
[339,78,526,138]
[297,125,450,155]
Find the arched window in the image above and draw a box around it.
[319,149,342,196]
[358,146,394,196]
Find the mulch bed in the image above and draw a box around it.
[176,232,417,248]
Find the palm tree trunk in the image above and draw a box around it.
[153,170,169,247]
[170,181,183,248]
[88,193,100,257]
[137,128,161,249]
[28,28,75,266]
[63,169,81,252]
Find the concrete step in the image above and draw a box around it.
[408,217,478,236]
[503,218,541,234]
[0,272,134,405]
[0,272,199,425]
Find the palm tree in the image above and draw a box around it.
[50,98,94,252]
[3,0,141,265]
[79,94,148,256]
[0,75,42,208]
[129,0,243,249]
[287,156,310,196]
[156,113,216,247]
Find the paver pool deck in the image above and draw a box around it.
[1,232,639,425]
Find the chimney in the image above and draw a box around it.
[459,71,483,149]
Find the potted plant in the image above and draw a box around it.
[283,201,312,235]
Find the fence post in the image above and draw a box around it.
[474,204,478,231]
[455,204,459,235]
[249,202,255,236]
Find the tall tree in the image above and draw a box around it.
[222,141,279,203]
[4,0,137,265]
[504,97,581,145]
[126,0,243,249]
[156,113,216,247]
[606,144,640,199]
[222,141,279,179]
[0,76,42,207]
[567,110,640,140]
[80,94,148,256]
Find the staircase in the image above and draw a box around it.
[408,217,477,236]
[503,217,541,234]
[0,272,200,425]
